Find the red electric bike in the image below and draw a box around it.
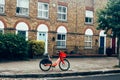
[39,51,70,71]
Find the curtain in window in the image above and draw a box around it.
[85,10,93,18]
[17,0,29,8]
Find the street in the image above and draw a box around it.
[0,73,120,80]
[47,73,120,80]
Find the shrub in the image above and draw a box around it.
[0,33,28,60]
[28,40,45,58]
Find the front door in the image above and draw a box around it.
[100,36,105,54]
[38,32,48,53]
[112,38,116,54]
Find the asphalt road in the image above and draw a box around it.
[0,73,120,80]
[47,73,120,80]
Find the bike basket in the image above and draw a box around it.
[60,52,67,58]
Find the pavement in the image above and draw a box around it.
[0,57,120,78]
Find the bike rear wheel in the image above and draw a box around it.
[39,59,52,71]
[59,59,70,71]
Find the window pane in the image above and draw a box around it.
[63,7,66,13]
[57,41,60,46]
[58,14,61,19]
[44,4,48,10]
[0,0,4,13]
[58,6,67,21]
[61,41,65,46]
[62,34,65,40]
[38,11,42,16]
[57,34,61,40]
[85,17,93,24]
[89,18,92,22]
[62,14,66,20]
[39,4,42,9]
[17,0,29,8]
[84,35,92,48]
[0,30,3,34]
[86,10,93,17]
[43,11,48,18]
[85,36,89,41]
[57,34,66,48]
[18,31,26,39]
[58,7,62,12]
[16,0,29,16]
[38,2,49,18]
[85,17,88,22]
[0,5,4,13]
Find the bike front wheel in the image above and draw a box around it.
[59,59,70,71]
[39,59,52,71]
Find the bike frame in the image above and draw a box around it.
[46,56,65,67]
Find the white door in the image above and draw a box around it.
[38,32,48,54]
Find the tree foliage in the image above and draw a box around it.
[28,40,45,58]
[97,0,120,67]
[97,0,120,37]
[0,33,28,60]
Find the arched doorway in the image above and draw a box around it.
[37,24,48,54]
[99,30,106,55]
[16,22,29,40]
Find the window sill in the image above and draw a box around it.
[57,19,68,23]
[37,17,49,20]
[56,46,67,49]
[85,23,94,26]
[84,47,93,49]
[15,14,30,18]
[0,13,6,16]
[56,48,67,52]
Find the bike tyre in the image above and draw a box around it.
[59,59,70,71]
[39,59,52,71]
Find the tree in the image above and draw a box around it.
[97,0,120,67]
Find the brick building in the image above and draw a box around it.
[0,0,115,56]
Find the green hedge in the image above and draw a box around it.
[0,33,28,60]
[28,40,45,58]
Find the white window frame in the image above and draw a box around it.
[0,21,4,34]
[16,30,28,40]
[56,26,67,48]
[0,0,5,14]
[16,22,29,40]
[85,10,93,24]
[57,33,66,48]
[17,30,27,39]
[0,28,4,34]
[57,5,67,21]
[16,0,29,16]
[38,2,49,19]
[84,29,93,49]
[84,35,92,48]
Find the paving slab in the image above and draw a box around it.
[0,57,120,78]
